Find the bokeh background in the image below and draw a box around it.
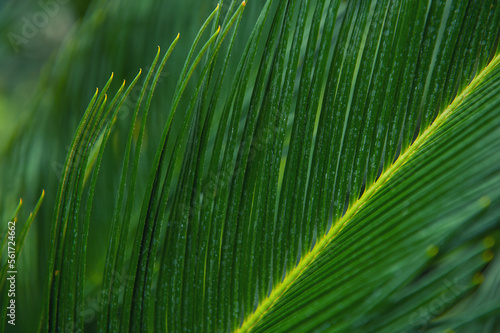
[0,0,266,331]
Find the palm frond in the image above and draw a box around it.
[1,0,500,332]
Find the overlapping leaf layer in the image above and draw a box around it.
[3,0,499,332]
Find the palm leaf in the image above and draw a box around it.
[1,0,500,332]
[0,192,44,329]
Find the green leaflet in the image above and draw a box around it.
[2,0,500,332]
[0,192,44,329]
[242,52,500,333]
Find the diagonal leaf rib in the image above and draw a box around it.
[236,52,500,333]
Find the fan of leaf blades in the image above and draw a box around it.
[0,193,44,329]
[2,0,499,332]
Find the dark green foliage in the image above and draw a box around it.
[1,0,500,332]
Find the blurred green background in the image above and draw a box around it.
[0,0,266,331]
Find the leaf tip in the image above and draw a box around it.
[472,272,484,285]
[483,236,495,248]
[482,249,494,263]
[426,245,439,257]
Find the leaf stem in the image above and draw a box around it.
[236,52,500,333]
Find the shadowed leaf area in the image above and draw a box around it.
[1,0,500,332]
